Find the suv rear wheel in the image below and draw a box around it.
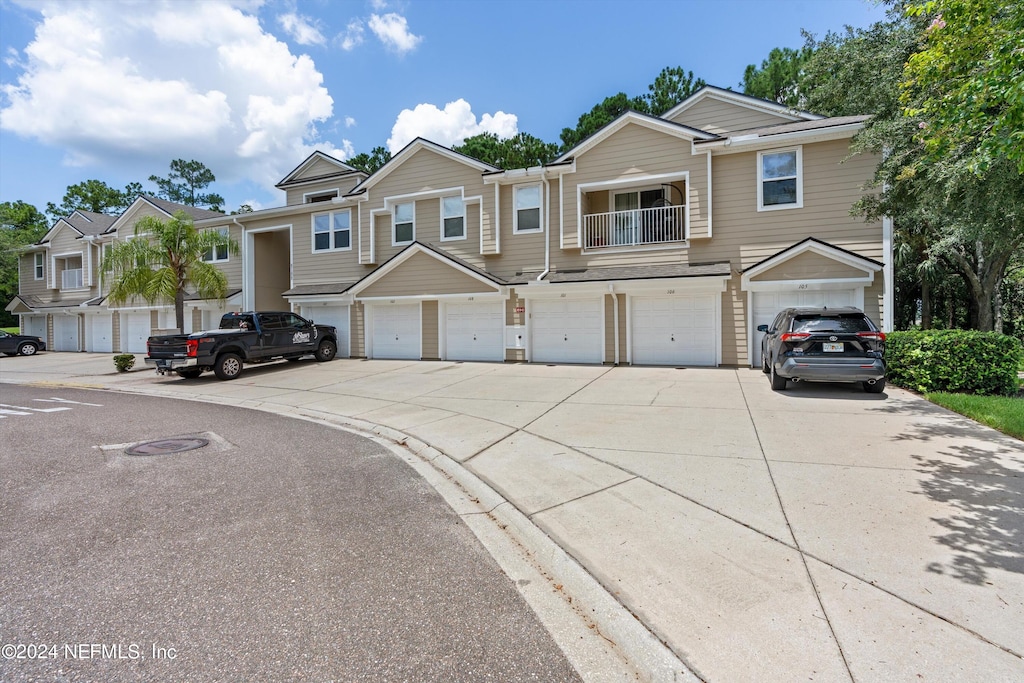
[770,362,787,391]
[863,378,885,394]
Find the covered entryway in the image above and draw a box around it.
[52,314,80,352]
[122,312,151,353]
[444,301,504,362]
[301,304,350,357]
[531,298,603,364]
[86,314,113,353]
[369,303,420,359]
[631,293,718,366]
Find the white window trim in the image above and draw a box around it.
[311,209,353,253]
[440,196,466,242]
[392,202,415,246]
[34,252,44,280]
[202,227,231,263]
[757,146,803,211]
[303,188,340,204]
[513,183,543,234]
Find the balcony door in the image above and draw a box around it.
[613,189,664,245]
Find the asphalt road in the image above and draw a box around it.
[0,385,581,682]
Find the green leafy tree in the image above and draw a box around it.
[741,46,814,107]
[0,201,49,327]
[231,204,254,215]
[45,179,140,221]
[642,66,706,116]
[902,0,1024,173]
[148,159,225,210]
[560,92,645,152]
[103,211,238,332]
[454,132,559,169]
[347,146,392,175]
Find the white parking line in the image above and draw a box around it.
[0,403,71,413]
[33,397,104,407]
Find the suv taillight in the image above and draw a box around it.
[186,339,199,357]
[856,331,886,341]
[780,332,811,342]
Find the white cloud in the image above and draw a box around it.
[0,0,350,193]
[339,19,365,51]
[278,12,326,46]
[370,0,388,10]
[387,99,518,153]
[368,13,422,54]
[345,116,357,128]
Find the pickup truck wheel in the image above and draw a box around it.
[314,339,337,362]
[177,369,202,379]
[214,353,243,380]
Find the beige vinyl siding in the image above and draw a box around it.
[360,251,499,298]
[350,302,365,357]
[505,292,525,362]
[602,293,626,364]
[722,281,746,367]
[668,97,799,135]
[19,252,49,299]
[112,311,121,352]
[299,158,347,180]
[863,279,883,325]
[556,122,709,269]
[752,251,869,281]
[487,182,548,279]
[203,223,244,290]
[421,300,439,359]
[114,202,170,238]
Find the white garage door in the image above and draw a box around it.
[752,290,856,366]
[531,298,603,364]
[370,303,420,359]
[445,301,504,362]
[302,305,350,357]
[22,315,46,340]
[87,315,113,353]
[53,314,80,352]
[632,294,718,366]
[122,312,152,353]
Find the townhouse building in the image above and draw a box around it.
[8,86,891,369]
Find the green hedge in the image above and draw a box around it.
[885,330,1023,396]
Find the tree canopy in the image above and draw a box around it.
[149,159,225,211]
[103,211,238,331]
[453,132,559,169]
[741,46,814,108]
[347,146,392,175]
[0,201,49,326]
[45,179,141,222]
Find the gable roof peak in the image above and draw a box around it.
[662,85,824,123]
[276,150,361,188]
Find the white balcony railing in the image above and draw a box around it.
[62,268,84,289]
[582,205,686,249]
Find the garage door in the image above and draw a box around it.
[53,314,80,352]
[445,301,504,362]
[752,290,855,366]
[22,315,46,340]
[302,305,350,357]
[632,294,717,366]
[122,312,152,353]
[87,315,113,353]
[531,298,603,364]
[370,303,420,359]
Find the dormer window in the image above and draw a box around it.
[305,189,339,204]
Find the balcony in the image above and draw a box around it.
[61,268,84,290]
[583,204,686,250]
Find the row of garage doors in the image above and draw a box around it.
[304,294,721,366]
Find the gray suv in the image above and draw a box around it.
[758,307,886,393]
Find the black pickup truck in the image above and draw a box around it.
[145,311,338,380]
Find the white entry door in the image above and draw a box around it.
[302,305,350,357]
[531,298,603,364]
[370,303,420,359]
[632,294,718,366]
[122,312,152,353]
[87,315,113,353]
[53,314,80,352]
[751,289,856,366]
[445,301,504,362]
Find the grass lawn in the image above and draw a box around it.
[927,392,1024,441]
[1,326,20,334]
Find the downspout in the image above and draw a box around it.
[610,283,619,365]
[538,170,550,281]
[232,217,247,311]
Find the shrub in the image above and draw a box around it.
[113,354,136,372]
[886,330,1023,396]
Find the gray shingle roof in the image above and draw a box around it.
[282,283,356,297]
[542,262,732,283]
[143,195,226,221]
[66,211,117,235]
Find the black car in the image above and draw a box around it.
[0,330,46,356]
[758,307,886,393]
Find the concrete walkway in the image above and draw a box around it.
[2,353,1023,682]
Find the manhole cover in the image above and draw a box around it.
[125,437,209,456]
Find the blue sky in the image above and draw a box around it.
[0,0,887,217]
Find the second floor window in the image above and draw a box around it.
[394,202,414,244]
[442,196,465,240]
[759,148,802,210]
[34,253,44,280]
[313,211,351,251]
[514,184,541,233]
[202,228,230,262]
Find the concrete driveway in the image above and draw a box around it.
[2,353,1022,682]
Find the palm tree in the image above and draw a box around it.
[103,210,239,332]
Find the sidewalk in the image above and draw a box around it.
[3,353,1023,682]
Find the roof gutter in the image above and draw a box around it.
[696,122,865,153]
